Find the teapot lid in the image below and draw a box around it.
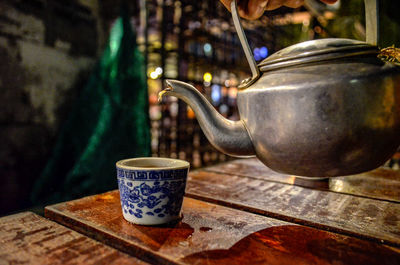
[258,38,379,72]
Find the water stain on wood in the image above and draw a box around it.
[181,225,400,265]
[45,191,295,264]
[46,190,400,265]
[199,227,213,232]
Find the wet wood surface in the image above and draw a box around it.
[45,191,400,265]
[205,158,400,202]
[186,170,400,247]
[0,211,148,265]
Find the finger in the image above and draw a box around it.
[219,0,251,13]
[246,0,269,19]
[220,0,233,12]
[282,0,304,9]
[220,0,267,20]
[319,0,338,4]
[264,0,284,10]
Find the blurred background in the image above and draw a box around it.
[1,0,399,216]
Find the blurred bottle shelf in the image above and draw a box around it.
[136,0,264,169]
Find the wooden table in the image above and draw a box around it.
[2,158,400,264]
[0,212,148,264]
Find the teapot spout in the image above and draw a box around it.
[160,80,255,157]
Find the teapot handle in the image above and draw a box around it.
[231,0,379,88]
[231,0,260,88]
[303,0,378,45]
[364,0,379,45]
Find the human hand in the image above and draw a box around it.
[220,0,338,20]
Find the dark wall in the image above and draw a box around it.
[0,0,100,215]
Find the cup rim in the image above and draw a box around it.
[116,157,190,171]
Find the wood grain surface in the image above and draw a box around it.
[205,158,400,202]
[45,191,400,265]
[0,212,147,265]
[186,169,400,247]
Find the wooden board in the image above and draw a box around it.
[45,191,400,265]
[0,212,147,265]
[205,158,400,202]
[186,170,400,247]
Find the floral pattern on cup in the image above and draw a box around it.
[116,158,190,225]
[118,178,186,219]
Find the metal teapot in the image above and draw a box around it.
[160,0,400,178]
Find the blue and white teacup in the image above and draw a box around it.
[116,157,190,225]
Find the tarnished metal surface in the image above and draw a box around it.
[163,80,255,157]
[205,158,400,202]
[186,170,400,247]
[45,191,399,265]
[164,59,400,177]
[238,62,400,177]
[0,212,144,265]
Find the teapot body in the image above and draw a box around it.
[238,58,400,177]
